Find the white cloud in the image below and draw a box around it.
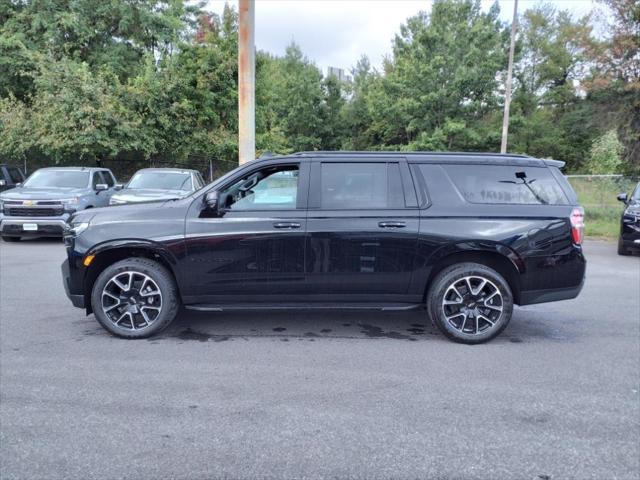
[206,0,597,73]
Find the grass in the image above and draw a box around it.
[567,176,638,239]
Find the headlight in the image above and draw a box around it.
[60,197,80,209]
[625,207,640,216]
[67,221,90,237]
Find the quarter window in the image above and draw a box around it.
[319,162,404,209]
[443,165,569,205]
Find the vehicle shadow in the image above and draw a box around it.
[141,307,569,345]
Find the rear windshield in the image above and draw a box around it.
[23,170,89,189]
[443,165,569,205]
[127,171,192,191]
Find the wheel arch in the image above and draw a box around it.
[82,240,181,314]
[422,243,524,305]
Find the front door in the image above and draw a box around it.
[305,158,420,301]
[183,161,309,303]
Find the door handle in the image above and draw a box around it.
[273,222,301,229]
[378,221,406,228]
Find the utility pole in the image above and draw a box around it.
[501,0,518,154]
[238,0,255,165]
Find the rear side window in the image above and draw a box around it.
[444,165,569,205]
[320,162,404,209]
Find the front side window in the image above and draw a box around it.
[8,168,23,183]
[128,171,193,191]
[319,162,404,209]
[24,170,90,189]
[443,165,569,205]
[101,171,115,187]
[220,165,299,211]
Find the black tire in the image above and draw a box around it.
[91,258,180,339]
[427,262,514,344]
[1,235,20,242]
[617,237,631,256]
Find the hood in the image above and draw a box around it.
[111,188,187,204]
[0,186,86,201]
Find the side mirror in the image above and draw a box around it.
[617,193,628,204]
[114,183,124,191]
[95,183,108,192]
[16,182,22,187]
[0,180,5,186]
[205,191,219,211]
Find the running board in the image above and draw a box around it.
[185,303,423,312]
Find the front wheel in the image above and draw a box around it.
[1,235,21,242]
[617,237,632,256]
[91,258,180,339]
[427,263,513,344]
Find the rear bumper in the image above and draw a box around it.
[0,215,69,237]
[519,276,585,305]
[61,258,85,308]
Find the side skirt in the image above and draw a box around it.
[185,303,424,312]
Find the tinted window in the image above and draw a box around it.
[24,170,90,188]
[221,166,299,210]
[92,172,103,189]
[320,163,404,209]
[101,171,115,187]
[128,171,192,191]
[444,165,568,205]
[7,168,23,183]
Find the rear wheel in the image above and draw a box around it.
[427,263,513,344]
[1,235,20,242]
[91,258,179,339]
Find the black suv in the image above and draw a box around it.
[617,182,640,255]
[61,152,586,344]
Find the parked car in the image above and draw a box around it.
[0,167,118,241]
[109,168,206,205]
[616,182,640,255]
[61,152,586,344]
[0,164,26,192]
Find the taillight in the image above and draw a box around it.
[570,207,585,245]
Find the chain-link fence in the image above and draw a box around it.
[566,175,639,237]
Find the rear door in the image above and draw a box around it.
[305,157,420,300]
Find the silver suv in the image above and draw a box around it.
[0,167,117,241]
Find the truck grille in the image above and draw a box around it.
[4,204,64,217]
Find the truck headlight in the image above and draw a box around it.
[61,197,80,210]
[67,221,90,237]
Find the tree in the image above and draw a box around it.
[584,129,624,174]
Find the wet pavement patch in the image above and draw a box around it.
[304,332,320,337]
[272,327,287,332]
[407,327,425,335]
[510,337,523,343]
[320,328,332,333]
[358,323,416,341]
[176,329,229,343]
[342,323,351,327]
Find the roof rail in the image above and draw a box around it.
[291,150,530,158]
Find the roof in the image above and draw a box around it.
[36,166,108,171]
[135,168,199,174]
[259,151,565,168]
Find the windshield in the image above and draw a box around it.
[632,184,640,201]
[127,172,192,191]
[23,170,89,189]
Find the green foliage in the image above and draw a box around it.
[584,129,624,174]
[0,0,636,176]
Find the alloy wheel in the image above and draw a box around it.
[441,275,504,335]
[101,271,163,331]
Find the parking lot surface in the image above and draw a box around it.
[0,239,638,479]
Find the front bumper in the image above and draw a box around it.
[0,214,70,237]
[61,258,85,308]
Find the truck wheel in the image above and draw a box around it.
[427,263,513,344]
[617,237,631,256]
[91,258,180,339]
[1,235,20,242]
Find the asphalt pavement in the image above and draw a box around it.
[0,239,638,479]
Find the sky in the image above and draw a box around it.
[206,0,599,73]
